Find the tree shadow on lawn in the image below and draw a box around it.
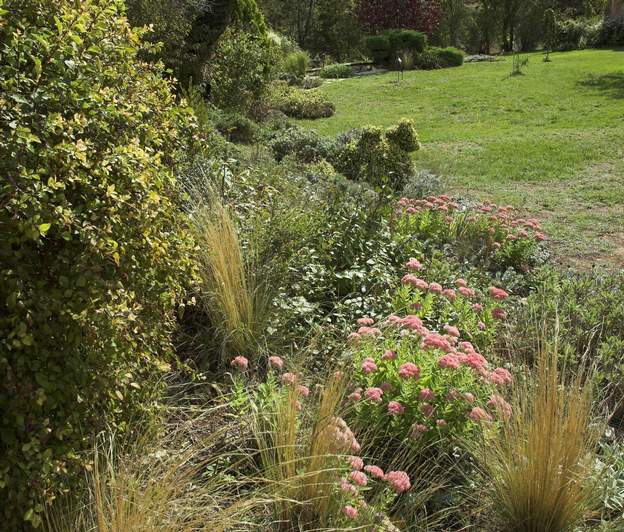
[577,71,624,99]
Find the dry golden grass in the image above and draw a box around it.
[185,178,272,366]
[478,340,605,532]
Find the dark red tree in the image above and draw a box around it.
[358,0,442,34]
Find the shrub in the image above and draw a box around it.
[402,170,444,199]
[319,63,354,79]
[269,126,337,163]
[283,50,310,81]
[414,46,464,69]
[209,27,280,113]
[385,28,427,54]
[233,0,268,36]
[270,83,336,119]
[386,118,421,152]
[365,34,391,64]
[215,113,258,144]
[597,15,624,46]
[554,17,600,50]
[0,1,196,527]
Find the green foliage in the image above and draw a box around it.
[366,29,426,66]
[215,113,259,143]
[365,34,391,64]
[283,50,310,81]
[270,83,336,119]
[233,0,268,35]
[319,63,354,79]
[554,17,601,50]
[0,0,197,527]
[209,27,279,113]
[597,15,624,46]
[268,126,337,163]
[414,46,464,69]
[385,118,421,153]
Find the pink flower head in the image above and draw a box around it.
[489,367,513,386]
[436,419,447,427]
[446,388,460,401]
[294,400,302,411]
[455,278,467,288]
[357,316,375,326]
[281,372,298,386]
[268,356,284,370]
[406,258,423,270]
[347,332,361,342]
[358,326,382,336]
[361,357,378,374]
[459,341,475,353]
[379,381,393,392]
[442,288,457,301]
[230,356,249,370]
[422,333,452,352]
[489,286,509,300]
[348,391,361,401]
[411,423,428,438]
[429,282,443,294]
[459,286,476,298]
[418,388,435,401]
[297,384,310,397]
[350,470,368,486]
[387,401,405,416]
[438,353,460,370]
[381,349,397,361]
[488,394,512,419]
[421,403,434,417]
[463,351,488,370]
[443,324,460,338]
[401,314,424,331]
[364,387,384,402]
[478,321,486,330]
[469,406,493,422]
[492,307,507,321]
[463,392,475,403]
[343,505,358,519]
[385,471,411,493]
[348,455,364,470]
[398,362,420,379]
[364,465,385,478]
[472,303,483,313]
[340,479,357,495]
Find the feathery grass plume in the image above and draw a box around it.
[184,174,273,367]
[253,370,356,529]
[44,403,268,532]
[477,336,605,532]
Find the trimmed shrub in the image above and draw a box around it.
[385,28,427,54]
[233,0,268,36]
[270,83,335,119]
[386,118,421,152]
[365,34,391,64]
[414,46,464,70]
[0,0,196,528]
[269,126,337,163]
[436,46,464,67]
[215,113,259,144]
[319,63,354,79]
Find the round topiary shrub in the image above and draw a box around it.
[386,118,421,152]
[319,63,354,79]
[0,0,196,527]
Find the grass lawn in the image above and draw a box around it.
[299,49,624,269]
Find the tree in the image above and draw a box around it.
[358,0,443,34]
[438,0,469,47]
[311,0,361,60]
[543,8,557,59]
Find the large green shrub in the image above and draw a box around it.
[0,0,196,527]
[269,126,337,163]
[365,34,391,64]
[319,63,354,79]
[209,26,279,113]
[414,46,464,69]
[365,29,426,66]
[282,50,310,81]
[270,83,336,119]
[554,17,600,50]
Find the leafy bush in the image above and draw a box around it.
[319,63,354,79]
[597,15,624,46]
[0,1,196,527]
[365,29,426,66]
[414,46,464,69]
[233,0,268,36]
[365,34,391,64]
[269,83,335,119]
[385,118,421,152]
[269,126,337,163]
[402,170,444,199]
[282,50,310,81]
[554,17,600,50]
[209,27,280,113]
[215,113,259,144]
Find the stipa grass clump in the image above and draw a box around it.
[477,343,604,532]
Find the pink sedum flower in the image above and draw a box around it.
[442,288,457,301]
[489,367,513,386]
[340,479,357,495]
[347,332,361,342]
[418,388,435,401]
[281,372,297,386]
[379,381,393,392]
[459,286,476,298]
[365,387,384,402]
[472,303,483,313]
[387,401,405,416]
[406,258,423,270]
[411,423,428,438]
[398,362,420,379]
[343,505,358,519]
[421,403,434,417]
[492,307,507,321]
[385,471,411,493]
[443,324,460,337]
[463,392,475,403]
[348,455,364,470]
[230,356,249,370]
[455,278,467,288]
[268,356,284,370]
[436,419,447,427]
[469,406,493,422]
[364,465,385,478]
[297,384,310,397]
[489,286,509,300]
[357,316,375,326]
[361,357,378,374]
[348,390,361,401]
[488,394,512,419]
[381,349,397,361]
[429,282,443,294]
[350,470,368,486]
[438,353,460,370]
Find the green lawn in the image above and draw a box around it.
[300,49,624,268]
